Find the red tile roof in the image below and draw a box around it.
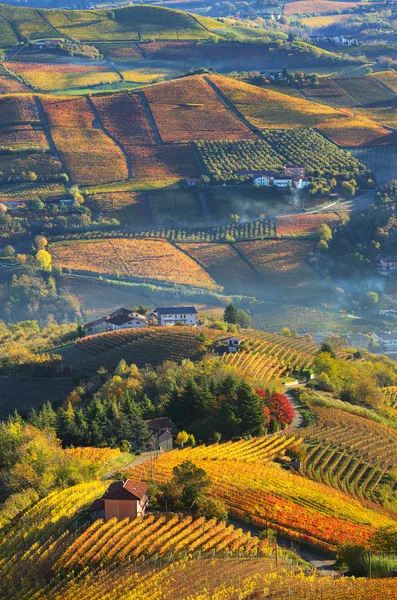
[102,479,148,501]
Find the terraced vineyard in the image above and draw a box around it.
[300,402,397,504]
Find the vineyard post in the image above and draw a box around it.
[368,549,372,579]
[276,544,279,573]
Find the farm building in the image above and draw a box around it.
[236,168,308,189]
[226,336,243,353]
[284,166,306,179]
[84,308,146,335]
[379,305,397,320]
[377,255,397,276]
[153,306,197,326]
[146,417,174,452]
[373,331,397,351]
[88,480,148,522]
[185,177,201,187]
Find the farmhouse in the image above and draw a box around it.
[153,306,197,326]
[226,336,243,353]
[373,331,397,351]
[84,308,146,335]
[377,255,397,276]
[236,167,308,189]
[146,417,174,452]
[88,480,148,522]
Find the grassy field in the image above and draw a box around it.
[300,14,352,28]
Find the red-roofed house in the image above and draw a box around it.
[88,479,148,522]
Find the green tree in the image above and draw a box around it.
[223,303,238,324]
[172,460,211,507]
[237,309,252,328]
[195,496,228,521]
[4,244,15,257]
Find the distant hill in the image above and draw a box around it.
[0,4,221,45]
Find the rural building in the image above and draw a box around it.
[84,308,146,335]
[227,336,243,353]
[346,333,371,350]
[284,165,306,179]
[379,305,397,320]
[373,331,397,351]
[88,480,148,522]
[185,177,201,187]
[153,306,197,326]
[146,417,174,452]
[236,168,308,189]
[377,255,397,276]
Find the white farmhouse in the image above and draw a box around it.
[84,308,146,335]
[377,255,397,276]
[154,306,197,326]
[373,331,397,351]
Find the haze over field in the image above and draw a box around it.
[0,1,397,599]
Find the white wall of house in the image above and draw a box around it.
[108,319,146,331]
[159,313,197,326]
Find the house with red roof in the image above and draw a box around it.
[88,479,148,522]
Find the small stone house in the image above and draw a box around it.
[88,480,148,522]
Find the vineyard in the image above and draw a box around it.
[196,129,369,184]
[276,212,344,236]
[299,402,397,504]
[208,75,394,147]
[176,242,263,291]
[0,95,40,126]
[50,238,219,289]
[0,125,49,152]
[0,4,220,44]
[61,327,222,372]
[284,0,366,14]
[50,218,276,243]
[4,62,121,92]
[180,434,298,462]
[54,513,271,571]
[221,330,317,382]
[333,76,396,106]
[130,443,397,551]
[41,96,128,185]
[235,239,321,289]
[144,76,254,143]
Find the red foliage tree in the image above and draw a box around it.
[268,393,295,426]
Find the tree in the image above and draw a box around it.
[235,380,265,435]
[172,460,211,507]
[4,244,15,257]
[195,496,228,521]
[35,249,52,271]
[34,235,48,250]
[267,393,295,427]
[175,430,189,448]
[237,309,252,329]
[317,223,332,241]
[223,303,238,324]
[28,199,44,211]
[341,181,355,196]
